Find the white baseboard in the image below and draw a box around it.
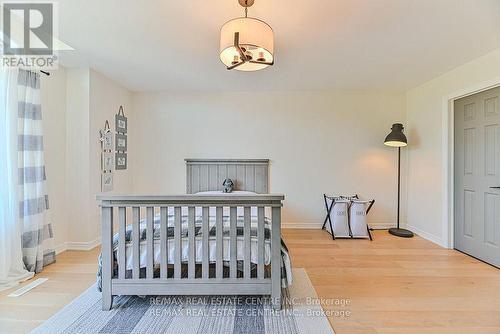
[54,243,67,255]
[406,224,447,248]
[282,222,395,229]
[55,238,101,254]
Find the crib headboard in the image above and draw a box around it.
[185,159,269,194]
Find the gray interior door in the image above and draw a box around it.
[455,86,500,268]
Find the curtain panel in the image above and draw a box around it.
[17,69,56,273]
[0,69,33,291]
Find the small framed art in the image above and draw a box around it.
[100,120,113,150]
[115,106,127,134]
[115,133,127,152]
[102,131,113,150]
[115,152,127,170]
[101,172,113,192]
[102,152,114,170]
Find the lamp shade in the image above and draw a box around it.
[384,123,407,147]
[220,17,274,71]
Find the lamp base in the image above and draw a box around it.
[388,228,414,238]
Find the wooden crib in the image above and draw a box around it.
[97,159,284,310]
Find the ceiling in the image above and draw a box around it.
[57,0,500,92]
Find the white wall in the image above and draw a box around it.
[88,69,133,240]
[40,67,134,249]
[130,91,406,227]
[41,68,68,251]
[65,68,92,244]
[406,47,500,247]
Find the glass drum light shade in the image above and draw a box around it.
[220,17,274,71]
[384,123,408,147]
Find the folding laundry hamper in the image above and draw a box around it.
[349,200,375,240]
[322,196,351,239]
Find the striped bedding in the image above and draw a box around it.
[97,214,292,291]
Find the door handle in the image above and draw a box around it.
[490,186,500,189]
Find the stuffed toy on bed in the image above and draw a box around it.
[222,178,234,193]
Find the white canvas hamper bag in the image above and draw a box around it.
[349,200,372,238]
[325,199,351,238]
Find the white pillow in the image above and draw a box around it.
[195,190,258,196]
[167,191,261,216]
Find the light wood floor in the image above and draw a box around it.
[1,230,499,334]
[286,229,500,334]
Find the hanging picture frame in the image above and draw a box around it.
[115,152,127,170]
[115,106,127,134]
[101,172,113,192]
[100,120,113,151]
[115,133,127,152]
[102,152,114,170]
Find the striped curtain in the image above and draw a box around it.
[17,70,56,273]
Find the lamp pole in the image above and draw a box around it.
[397,147,400,229]
[385,123,414,238]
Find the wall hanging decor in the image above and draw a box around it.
[100,120,113,151]
[115,133,127,151]
[115,105,128,170]
[115,105,127,133]
[101,172,113,192]
[102,152,114,171]
[99,120,114,192]
[115,152,127,170]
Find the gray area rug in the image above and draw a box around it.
[30,269,334,334]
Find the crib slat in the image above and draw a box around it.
[132,207,140,279]
[216,206,223,278]
[118,207,126,279]
[174,207,181,279]
[202,207,209,279]
[229,207,237,278]
[146,207,154,279]
[160,207,168,279]
[271,206,282,309]
[244,207,251,279]
[257,207,265,279]
[101,206,113,310]
[188,207,195,278]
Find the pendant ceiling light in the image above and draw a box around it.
[220,0,274,71]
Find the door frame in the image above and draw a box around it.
[442,77,500,249]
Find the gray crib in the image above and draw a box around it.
[97,159,284,310]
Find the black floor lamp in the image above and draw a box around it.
[384,123,414,238]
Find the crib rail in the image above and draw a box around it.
[97,194,284,311]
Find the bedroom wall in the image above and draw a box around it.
[65,68,92,245]
[41,67,68,251]
[66,68,134,246]
[406,47,500,247]
[40,67,134,249]
[130,91,406,227]
[88,69,133,240]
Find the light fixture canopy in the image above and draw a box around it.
[219,0,274,71]
[384,123,408,147]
